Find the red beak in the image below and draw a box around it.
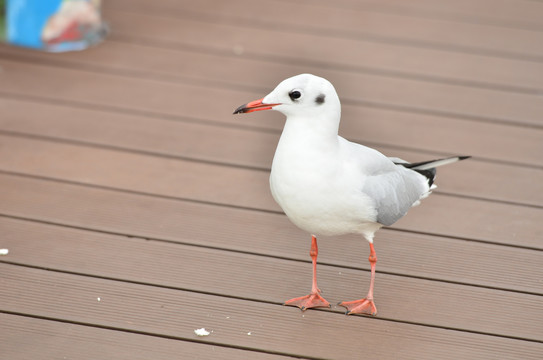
[233,98,280,114]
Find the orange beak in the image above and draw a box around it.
[233,98,280,114]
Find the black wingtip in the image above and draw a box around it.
[458,156,471,161]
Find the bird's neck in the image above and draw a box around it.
[274,115,341,165]
[281,112,340,145]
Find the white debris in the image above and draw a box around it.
[247,332,252,336]
[194,328,211,337]
[0,249,9,256]
[97,297,101,302]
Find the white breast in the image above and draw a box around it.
[269,129,378,237]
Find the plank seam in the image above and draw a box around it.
[2,45,542,130]
[1,264,542,344]
[2,213,542,295]
[2,93,542,170]
[106,6,543,64]
[0,310,317,360]
[1,169,541,245]
[1,170,540,248]
[270,0,543,33]
[1,130,542,209]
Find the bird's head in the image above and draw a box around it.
[233,74,341,122]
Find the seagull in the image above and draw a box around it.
[233,74,469,315]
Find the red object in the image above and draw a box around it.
[283,236,331,310]
[44,21,81,45]
[338,243,378,315]
[232,98,280,114]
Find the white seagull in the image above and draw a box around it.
[234,74,469,315]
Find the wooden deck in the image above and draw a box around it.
[1,0,542,358]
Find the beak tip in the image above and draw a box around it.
[233,98,279,115]
[233,104,248,115]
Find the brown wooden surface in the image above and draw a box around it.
[0,0,542,359]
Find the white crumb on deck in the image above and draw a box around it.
[194,328,211,336]
[0,249,9,256]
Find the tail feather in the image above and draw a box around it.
[395,156,470,187]
[406,156,471,171]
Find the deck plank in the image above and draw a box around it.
[103,8,543,96]
[108,0,543,60]
[1,216,542,342]
[0,63,543,166]
[4,32,542,96]
[2,175,542,291]
[303,0,543,30]
[0,137,540,246]
[1,50,541,130]
[0,313,289,360]
[0,103,541,207]
[2,264,542,360]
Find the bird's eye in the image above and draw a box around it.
[289,90,302,101]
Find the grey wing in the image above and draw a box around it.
[361,169,430,226]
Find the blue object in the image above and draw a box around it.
[7,0,60,48]
[5,0,107,52]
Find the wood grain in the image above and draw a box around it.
[2,175,542,289]
[0,137,541,247]
[2,216,542,342]
[109,0,543,60]
[2,29,543,127]
[0,313,288,360]
[2,264,542,359]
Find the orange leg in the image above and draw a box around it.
[338,243,378,316]
[284,235,330,310]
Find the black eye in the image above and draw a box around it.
[289,90,302,101]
